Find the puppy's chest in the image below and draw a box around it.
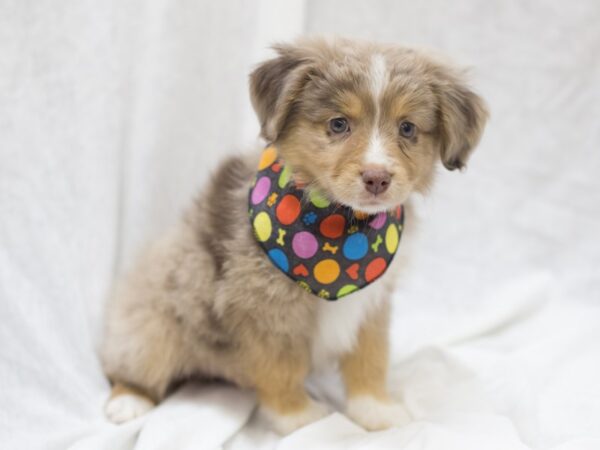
[310,282,387,369]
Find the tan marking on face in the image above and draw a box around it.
[338,91,364,119]
[385,82,438,133]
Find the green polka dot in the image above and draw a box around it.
[309,189,330,208]
[278,165,291,188]
[337,284,358,298]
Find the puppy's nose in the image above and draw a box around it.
[361,169,391,195]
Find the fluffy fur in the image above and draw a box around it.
[101,37,488,433]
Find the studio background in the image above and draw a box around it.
[1,1,599,449]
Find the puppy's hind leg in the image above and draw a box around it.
[105,382,155,424]
[102,319,185,424]
[101,294,190,424]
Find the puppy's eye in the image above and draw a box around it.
[329,117,350,134]
[399,121,416,138]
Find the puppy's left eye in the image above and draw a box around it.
[399,121,416,138]
[329,117,350,134]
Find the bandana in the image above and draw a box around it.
[248,146,404,300]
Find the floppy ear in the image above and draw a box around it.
[249,45,314,142]
[433,69,489,171]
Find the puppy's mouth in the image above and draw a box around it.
[346,198,395,215]
[331,191,400,215]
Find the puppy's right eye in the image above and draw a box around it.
[399,121,416,138]
[329,117,350,134]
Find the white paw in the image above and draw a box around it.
[105,393,154,424]
[261,398,330,435]
[346,395,411,431]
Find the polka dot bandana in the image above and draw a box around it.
[248,146,405,300]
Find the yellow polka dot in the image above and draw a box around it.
[313,259,340,285]
[385,223,399,254]
[353,210,369,220]
[253,212,272,242]
[309,189,330,208]
[258,146,277,170]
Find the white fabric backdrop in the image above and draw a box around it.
[1,1,599,449]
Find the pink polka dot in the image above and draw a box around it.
[251,176,271,205]
[369,212,387,230]
[292,231,318,259]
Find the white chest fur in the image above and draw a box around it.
[311,282,387,369]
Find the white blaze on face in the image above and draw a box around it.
[364,54,392,166]
[369,53,387,98]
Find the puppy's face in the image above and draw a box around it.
[250,38,488,213]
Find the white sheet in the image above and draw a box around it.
[1,1,599,449]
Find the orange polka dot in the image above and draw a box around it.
[319,214,346,239]
[395,205,403,219]
[258,146,277,170]
[313,259,340,285]
[276,194,301,225]
[365,257,387,282]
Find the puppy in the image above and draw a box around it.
[101,37,487,434]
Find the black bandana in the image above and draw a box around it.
[248,146,404,300]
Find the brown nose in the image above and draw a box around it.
[361,169,391,195]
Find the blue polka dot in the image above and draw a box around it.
[268,248,289,272]
[343,233,368,261]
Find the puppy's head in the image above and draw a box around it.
[250,37,488,213]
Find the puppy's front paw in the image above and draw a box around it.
[261,398,330,435]
[346,395,411,431]
[105,393,155,424]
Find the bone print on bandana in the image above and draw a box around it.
[248,146,405,300]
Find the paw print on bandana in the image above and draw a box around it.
[267,192,278,207]
[302,211,317,225]
[317,289,330,299]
